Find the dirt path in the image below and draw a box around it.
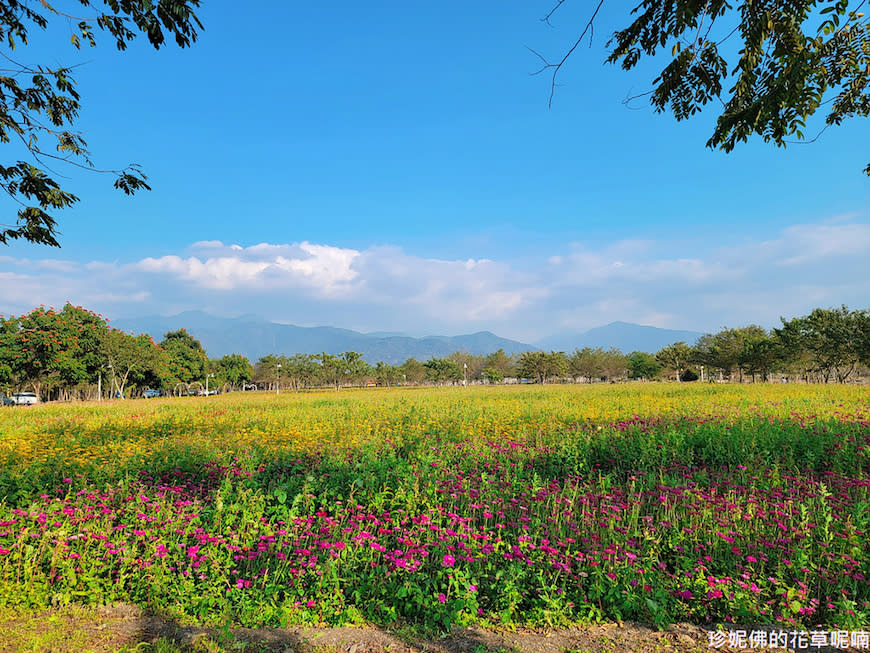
[1,604,864,653]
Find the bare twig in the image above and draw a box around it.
[621,88,656,109]
[783,123,831,144]
[541,0,568,26]
[529,0,606,108]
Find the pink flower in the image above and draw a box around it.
[746,555,757,563]
[437,593,446,603]
[442,554,455,567]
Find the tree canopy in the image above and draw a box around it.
[537,0,869,174]
[0,0,202,247]
[159,328,206,385]
[1,303,867,401]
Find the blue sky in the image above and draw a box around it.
[1,1,867,341]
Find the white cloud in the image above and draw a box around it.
[136,241,360,293]
[0,220,867,340]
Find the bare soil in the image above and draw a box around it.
[0,603,864,653]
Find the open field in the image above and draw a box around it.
[0,383,868,650]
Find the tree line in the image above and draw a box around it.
[1,304,868,401]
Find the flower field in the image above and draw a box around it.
[0,383,867,634]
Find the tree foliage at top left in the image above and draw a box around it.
[0,0,202,247]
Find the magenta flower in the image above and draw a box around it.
[442,554,455,567]
[437,593,446,603]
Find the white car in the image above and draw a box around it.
[11,392,38,405]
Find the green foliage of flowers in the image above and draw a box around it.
[0,384,867,631]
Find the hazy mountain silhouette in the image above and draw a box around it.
[112,314,702,363]
[535,321,703,353]
[111,313,533,364]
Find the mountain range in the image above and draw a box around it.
[111,312,703,364]
[536,322,704,355]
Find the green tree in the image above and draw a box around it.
[254,354,281,390]
[0,303,107,398]
[339,351,370,387]
[399,357,426,385]
[656,341,693,382]
[738,329,779,383]
[568,347,603,382]
[858,311,870,368]
[315,352,344,390]
[481,367,504,384]
[600,347,628,381]
[447,351,483,383]
[517,350,567,384]
[775,306,867,382]
[539,1,870,174]
[283,353,318,391]
[102,329,166,397]
[424,357,463,385]
[373,361,402,387]
[159,328,207,385]
[0,0,203,247]
[483,348,515,379]
[627,350,661,380]
[214,353,254,390]
[696,329,741,380]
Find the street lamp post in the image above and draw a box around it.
[205,373,214,396]
[463,362,468,388]
[276,363,282,395]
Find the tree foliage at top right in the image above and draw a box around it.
[547,0,869,173]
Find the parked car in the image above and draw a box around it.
[1,396,15,406]
[11,392,38,405]
[143,389,161,398]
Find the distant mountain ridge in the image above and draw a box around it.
[535,321,703,354]
[111,312,533,365]
[111,313,703,363]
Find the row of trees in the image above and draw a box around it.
[655,307,870,384]
[240,306,870,389]
[0,305,253,400]
[1,304,868,400]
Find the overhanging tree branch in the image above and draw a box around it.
[0,0,202,248]
[532,0,869,174]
